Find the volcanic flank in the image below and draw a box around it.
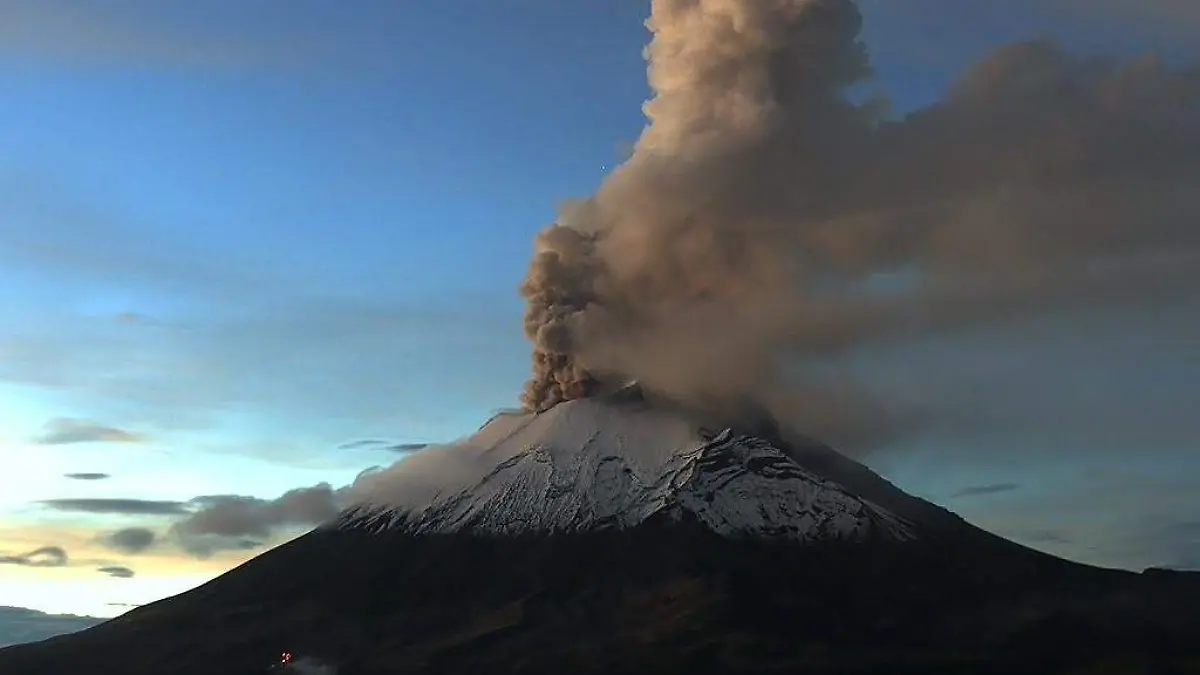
[341,388,920,542]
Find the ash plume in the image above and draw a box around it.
[520,0,1200,446]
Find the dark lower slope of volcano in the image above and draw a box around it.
[2,523,1199,675]
[3,396,1199,675]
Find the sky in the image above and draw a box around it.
[1,0,1199,636]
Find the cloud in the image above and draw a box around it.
[0,546,68,567]
[0,606,101,648]
[952,483,1021,498]
[0,286,524,449]
[1151,521,1200,571]
[0,3,300,71]
[354,466,384,481]
[2,299,520,439]
[1063,508,1200,571]
[114,312,154,326]
[171,484,342,557]
[993,527,1075,546]
[346,439,506,515]
[336,439,431,454]
[35,419,143,445]
[63,473,111,481]
[39,499,189,516]
[336,440,391,451]
[35,484,346,559]
[388,443,431,453]
[858,0,1200,54]
[1051,0,1200,29]
[0,171,532,450]
[1021,529,1074,545]
[97,566,135,579]
[99,527,157,554]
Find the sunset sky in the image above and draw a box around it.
[2,0,1198,626]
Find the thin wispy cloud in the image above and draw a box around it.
[338,440,431,453]
[0,171,554,452]
[952,483,1021,498]
[336,440,391,451]
[114,312,154,326]
[35,419,143,446]
[97,566,135,579]
[0,173,524,440]
[1021,529,1074,545]
[1141,521,1200,571]
[0,545,68,567]
[63,473,111,481]
[0,2,301,71]
[1052,0,1200,28]
[39,499,189,516]
[388,443,431,453]
[1,298,525,445]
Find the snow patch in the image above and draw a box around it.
[339,397,917,543]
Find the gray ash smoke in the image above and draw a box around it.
[519,224,604,410]
[520,0,1200,445]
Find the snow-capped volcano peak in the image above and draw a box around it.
[339,395,920,543]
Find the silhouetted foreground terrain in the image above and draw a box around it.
[2,518,1199,674]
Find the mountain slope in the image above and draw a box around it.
[343,396,919,543]
[1,396,1198,675]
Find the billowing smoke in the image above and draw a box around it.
[520,0,1200,445]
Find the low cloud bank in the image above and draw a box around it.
[0,607,101,648]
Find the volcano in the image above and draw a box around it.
[2,393,1198,675]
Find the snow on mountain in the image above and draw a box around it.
[339,395,918,543]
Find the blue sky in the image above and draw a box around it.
[1,0,1199,628]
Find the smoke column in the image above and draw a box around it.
[520,0,1200,444]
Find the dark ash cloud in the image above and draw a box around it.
[518,0,1200,454]
[39,499,188,516]
[97,566,135,579]
[99,528,157,554]
[63,473,111,481]
[35,418,143,445]
[952,483,1022,498]
[0,546,68,568]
